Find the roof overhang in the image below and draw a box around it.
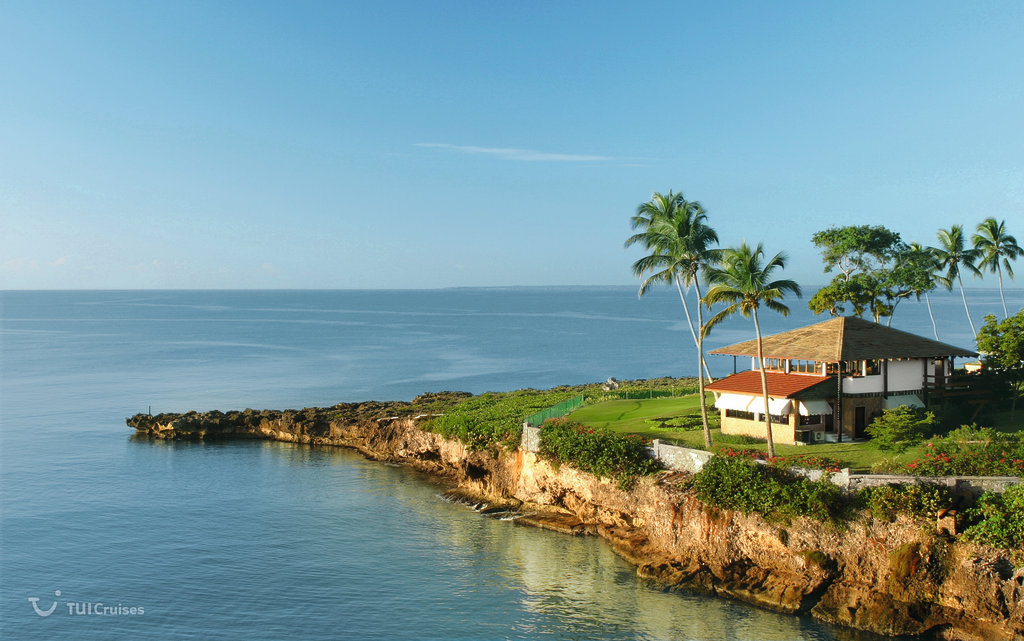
[713,393,794,416]
[883,394,925,409]
[797,399,832,416]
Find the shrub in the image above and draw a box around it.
[538,418,661,488]
[866,406,936,453]
[962,484,1024,563]
[860,483,953,521]
[691,455,847,523]
[898,425,1024,477]
[715,447,843,472]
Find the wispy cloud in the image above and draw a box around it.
[415,143,612,163]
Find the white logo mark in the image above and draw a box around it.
[28,590,61,617]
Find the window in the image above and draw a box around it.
[762,358,786,371]
[826,360,873,376]
[799,414,823,426]
[789,359,818,374]
[725,409,755,420]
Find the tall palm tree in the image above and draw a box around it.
[973,218,1023,318]
[933,225,983,338]
[704,243,801,458]
[626,190,720,448]
[907,242,949,340]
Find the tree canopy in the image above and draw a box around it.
[977,310,1024,416]
[973,218,1023,318]
[977,310,1024,371]
[808,225,933,323]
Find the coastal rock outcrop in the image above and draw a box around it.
[128,406,1024,640]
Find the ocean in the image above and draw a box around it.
[1,287,1019,640]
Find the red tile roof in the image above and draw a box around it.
[706,370,831,398]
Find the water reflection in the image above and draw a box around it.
[252,441,883,641]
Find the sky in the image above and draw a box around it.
[1,1,1022,290]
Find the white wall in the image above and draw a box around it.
[842,374,882,394]
[889,359,925,390]
[842,358,927,394]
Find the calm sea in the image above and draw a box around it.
[1,287,1019,640]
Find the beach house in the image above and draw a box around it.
[705,316,977,444]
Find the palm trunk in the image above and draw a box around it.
[998,267,1008,318]
[675,274,713,382]
[925,292,939,340]
[957,272,978,338]
[753,308,775,458]
[693,278,713,449]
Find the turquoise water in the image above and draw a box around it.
[2,288,1017,640]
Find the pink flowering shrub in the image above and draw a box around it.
[900,425,1024,477]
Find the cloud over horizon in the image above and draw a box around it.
[414,143,612,163]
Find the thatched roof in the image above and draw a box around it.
[708,316,976,362]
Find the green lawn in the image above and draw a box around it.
[568,396,711,441]
[567,394,942,473]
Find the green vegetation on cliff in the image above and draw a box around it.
[690,454,848,524]
[424,387,584,450]
[963,484,1024,563]
[538,418,661,488]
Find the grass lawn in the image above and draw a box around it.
[568,396,711,442]
[568,394,940,473]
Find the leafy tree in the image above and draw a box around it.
[626,190,720,448]
[883,245,940,326]
[976,310,1024,417]
[808,225,933,324]
[934,225,983,338]
[812,225,903,279]
[704,242,801,458]
[865,406,936,453]
[973,218,1023,318]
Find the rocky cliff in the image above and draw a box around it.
[127,403,1024,640]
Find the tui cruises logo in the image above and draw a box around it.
[27,589,145,618]
[28,590,60,617]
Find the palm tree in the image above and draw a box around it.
[907,242,949,340]
[973,218,1023,318]
[704,242,801,458]
[626,191,720,448]
[933,225,983,338]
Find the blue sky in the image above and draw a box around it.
[2,1,1022,289]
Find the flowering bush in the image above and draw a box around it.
[716,447,843,473]
[538,418,661,488]
[898,425,1024,478]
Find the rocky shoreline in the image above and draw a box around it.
[127,400,1024,641]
